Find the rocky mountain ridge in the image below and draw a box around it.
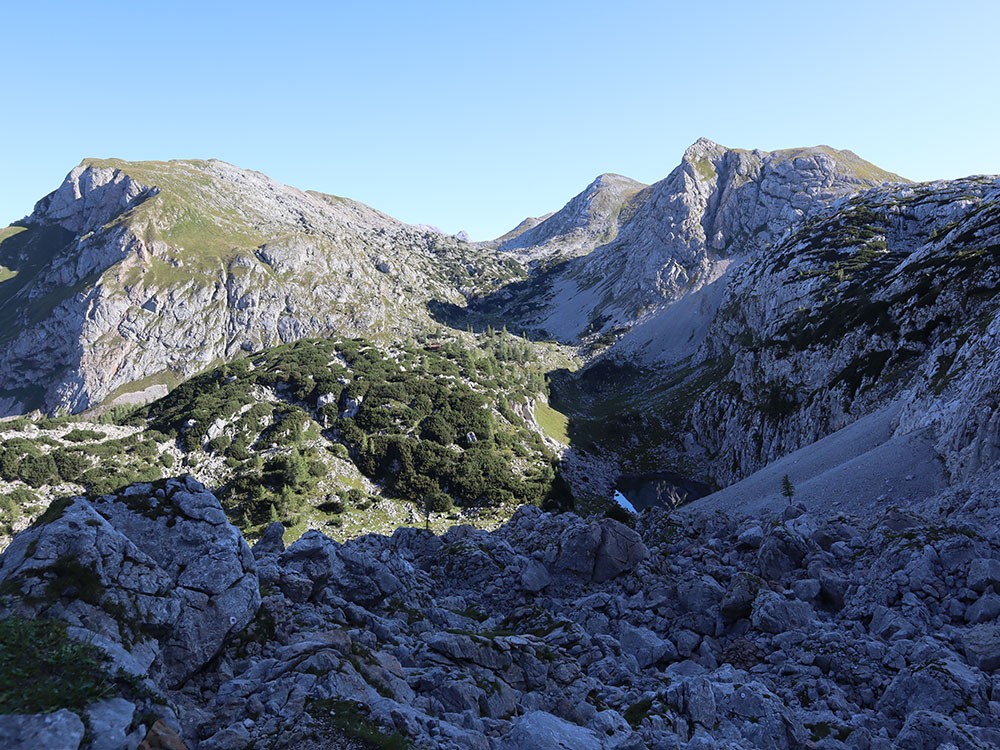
[0,139,997,750]
[473,139,907,344]
[0,140,908,419]
[685,177,999,483]
[543,171,998,505]
[0,159,521,416]
[1,141,996,517]
[498,173,648,262]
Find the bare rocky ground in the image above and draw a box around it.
[0,468,998,749]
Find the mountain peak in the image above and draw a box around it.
[683,137,728,160]
[588,172,644,190]
[498,173,646,254]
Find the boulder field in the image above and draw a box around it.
[1,475,999,748]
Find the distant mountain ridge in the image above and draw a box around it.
[0,158,520,415]
[1,140,995,510]
[475,138,908,344]
[2,140,1000,750]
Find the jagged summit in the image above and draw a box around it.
[498,172,647,258]
[680,135,729,163]
[474,138,909,344]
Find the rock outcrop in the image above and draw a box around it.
[481,139,904,343]
[682,175,1000,486]
[0,477,259,689]
[499,173,647,263]
[538,164,997,503]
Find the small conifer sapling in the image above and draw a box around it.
[781,474,795,504]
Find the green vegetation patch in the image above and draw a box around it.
[0,488,38,534]
[307,698,412,749]
[533,400,569,445]
[693,157,716,181]
[140,334,564,531]
[0,617,117,713]
[63,428,107,443]
[82,158,266,263]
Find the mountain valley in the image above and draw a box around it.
[0,139,997,749]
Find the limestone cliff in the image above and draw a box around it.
[680,176,1000,486]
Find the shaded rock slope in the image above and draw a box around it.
[677,175,1000,488]
[2,475,1000,749]
[543,166,998,504]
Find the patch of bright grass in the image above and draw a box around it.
[533,401,569,445]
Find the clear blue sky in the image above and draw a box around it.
[2,1,999,240]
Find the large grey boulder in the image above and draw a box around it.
[0,709,85,750]
[677,574,726,613]
[556,518,647,583]
[0,477,259,688]
[894,710,996,750]
[757,527,815,581]
[555,523,603,576]
[877,657,989,730]
[594,520,648,583]
[252,521,286,559]
[965,592,1000,624]
[499,710,604,750]
[278,531,413,607]
[714,680,807,750]
[967,558,1000,592]
[959,623,1000,671]
[85,698,136,750]
[683,677,717,728]
[750,591,813,634]
[720,572,762,622]
[424,631,513,671]
[519,558,552,592]
[619,621,677,669]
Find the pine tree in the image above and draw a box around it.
[781,474,795,504]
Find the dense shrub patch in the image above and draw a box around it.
[141,336,562,524]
